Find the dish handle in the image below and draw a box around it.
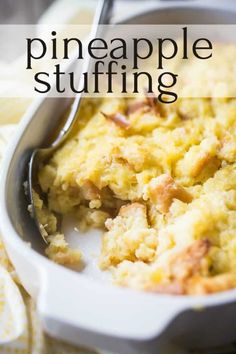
[37,265,184,353]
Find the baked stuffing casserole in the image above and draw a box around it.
[37,44,236,295]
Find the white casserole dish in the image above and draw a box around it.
[1,2,236,353]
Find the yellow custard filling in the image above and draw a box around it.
[38,44,236,295]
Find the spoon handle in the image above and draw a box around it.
[53,0,114,147]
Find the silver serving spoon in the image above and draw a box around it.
[28,0,113,243]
